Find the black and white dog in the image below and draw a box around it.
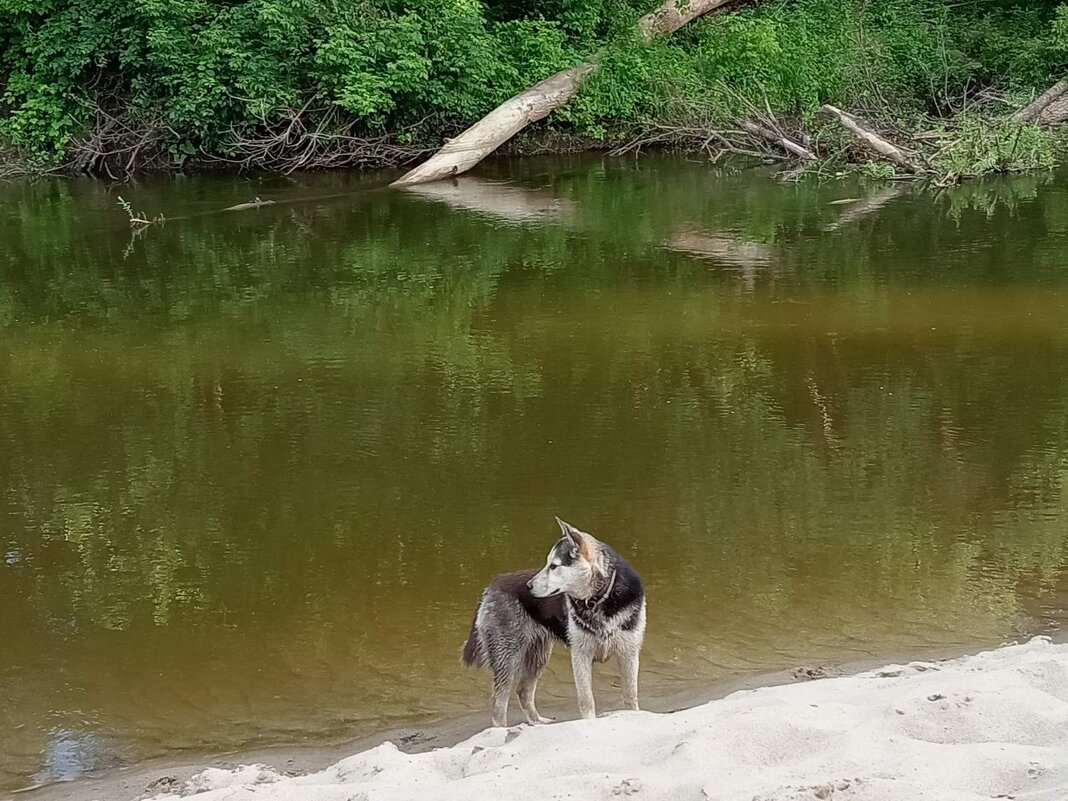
[462,518,646,726]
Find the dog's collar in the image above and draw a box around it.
[581,568,617,610]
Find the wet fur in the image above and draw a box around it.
[462,519,646,726]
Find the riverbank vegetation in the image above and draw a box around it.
[2,0,1068,179]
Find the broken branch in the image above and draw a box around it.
[819,104,922,173]
[1012,79,1068,124]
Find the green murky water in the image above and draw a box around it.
[4,156,1068,792]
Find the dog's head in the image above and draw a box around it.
[527,517,604,599]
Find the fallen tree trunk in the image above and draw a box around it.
[391,0,737,188]
[1039,96,1068,126]
[819,104,921,173]
[389,63,598,188]
[1012,79,1068,124]
[738,119,816,161]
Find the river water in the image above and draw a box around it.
[3,156,1068,792]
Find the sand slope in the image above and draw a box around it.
[150,637,1068,801]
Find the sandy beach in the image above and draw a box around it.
[125,637,1068,801]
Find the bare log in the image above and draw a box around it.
[1012,79,1068,124]
[636,0,734,38]
[223,198,277,212]
[738,119,816,161]
[819,104,921,173]
[1038,95,1068,126]
[390,63,598,188]
[391,0,737,188]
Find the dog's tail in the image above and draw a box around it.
[460,607,484,668]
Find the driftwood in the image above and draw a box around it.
[725,84,817,162]
[223,198,277,212]
[738,119,816,161]
[819,104,921,173]
[391,0,738,188]
[612,123,772,162]
[1012,80,1068,124]
[215,108,428,174]
[390,63,598,188]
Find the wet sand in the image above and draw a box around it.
[19,635,1051,801]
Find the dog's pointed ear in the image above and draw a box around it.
[555,516,581,546]
[555,516,592,560]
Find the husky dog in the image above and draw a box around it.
[461,517,646,726]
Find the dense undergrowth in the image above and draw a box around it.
[2,0,1068,176]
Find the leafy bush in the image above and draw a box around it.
[935,115,1058,177]
[2,0,1068,169]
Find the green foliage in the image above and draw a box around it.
[859,160,896,180]
[1055,4,1068,52]
[936,116,1058,177]
[2,0,1068,167]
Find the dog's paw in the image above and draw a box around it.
[522,714,553,725]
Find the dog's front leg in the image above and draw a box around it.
[570,647,596,719]
[618,644,640,711]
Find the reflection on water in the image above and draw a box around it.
[35,729,118,784]
[2,157,1068,790]
[402,176,577,224]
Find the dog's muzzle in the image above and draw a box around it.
[527,577,556,596]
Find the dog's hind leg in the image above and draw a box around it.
[516,635,553,724]
[483,620,523,727]
[490,667,517,728]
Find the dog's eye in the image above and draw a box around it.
[549,565,557,571]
